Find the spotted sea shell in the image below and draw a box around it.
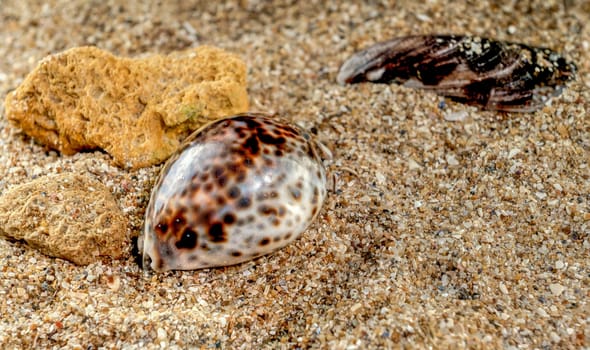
[141,113,327,272]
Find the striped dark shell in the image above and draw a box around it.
[338,35,577,112]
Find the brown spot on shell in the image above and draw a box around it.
[257,130,286,145]
[236,171,247,183]
[244,135,260,155]
[243,158,254,168]
[172,214,186,232]
[175,228,198,249]
[227,162,240,173]
[216,175,228,187]
[311,187,319,204]
[311,206,319,217]
[223,213,236,225]
[208,222,226,243]
[290,187,302,200]
[227,186,240,199]
[157,258,165,271]
[213,166,224,177]
[263,158,274,167]
[238,196,251,208]
[199,210,214,224]
[258,205,278,216]
[155,223,168,236]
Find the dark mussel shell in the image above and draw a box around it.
[338,35,576,112]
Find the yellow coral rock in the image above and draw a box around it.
[0,173,128,265]
[5,46,249,169]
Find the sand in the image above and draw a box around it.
[0,1,588,349]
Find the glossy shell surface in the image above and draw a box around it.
[141,113,327,271]
[338,35,576,112]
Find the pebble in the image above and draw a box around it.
[443,110,468,121]
[499,282,509,295]
[507,25,517,34]
[157,327,167,341]
[549,283,565,296]
[508,148,521,159]
[106,275,121,291]
[549,331,561,343]
[446,154,460,167]
[408,159,423,170]
[536,307,549,318]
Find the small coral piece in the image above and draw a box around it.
[4,46,249,168]
[0,173,128,265]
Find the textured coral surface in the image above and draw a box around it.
[0,173,127,265]
[5,46,249,169]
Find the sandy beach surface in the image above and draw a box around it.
[0,1,588,348]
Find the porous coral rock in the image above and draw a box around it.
[4,46,249,168]
[0,173,128,265]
